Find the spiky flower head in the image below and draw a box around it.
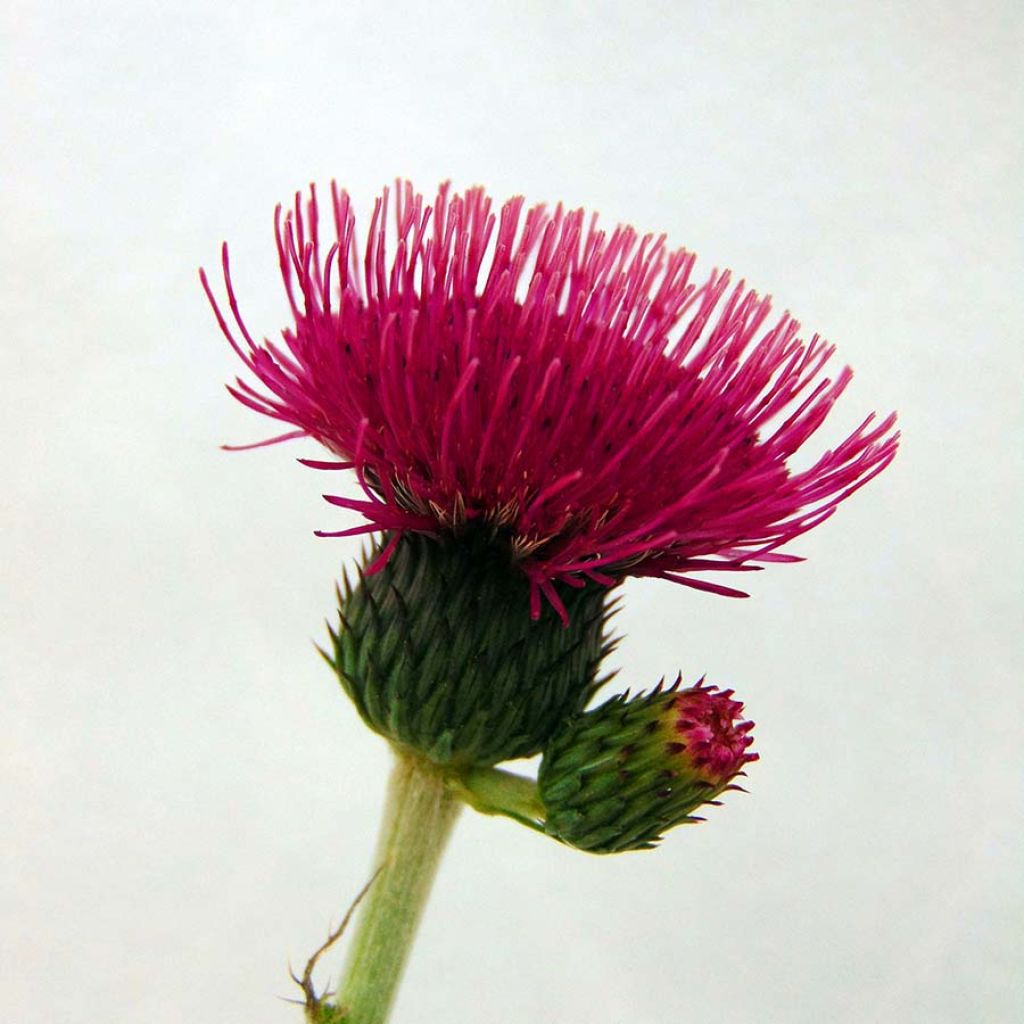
[538,679,757,853]
[202,181,898,622]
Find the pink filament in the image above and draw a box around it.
[202,181,899,618]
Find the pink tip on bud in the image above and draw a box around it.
[669,682,758,785]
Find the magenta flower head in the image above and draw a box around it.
[201,181,898,624]
[202,183,898,1022]
[538,679,758,853]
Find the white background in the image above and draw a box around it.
[3,3,1021,1022]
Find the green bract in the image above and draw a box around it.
[325,531,616,767]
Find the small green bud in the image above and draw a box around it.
[324,531,616,767]
[538,679,757,853]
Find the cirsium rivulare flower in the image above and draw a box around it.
[201,182,898,621]
[538,679,757,853]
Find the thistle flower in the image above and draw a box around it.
[538,679,757,853]
[201,182,898,622]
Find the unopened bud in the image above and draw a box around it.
[538,679,757,853]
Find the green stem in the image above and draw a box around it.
[453,766,546,833]
[332,751,462,1024]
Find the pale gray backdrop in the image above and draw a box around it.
[3,2,1021,1022]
